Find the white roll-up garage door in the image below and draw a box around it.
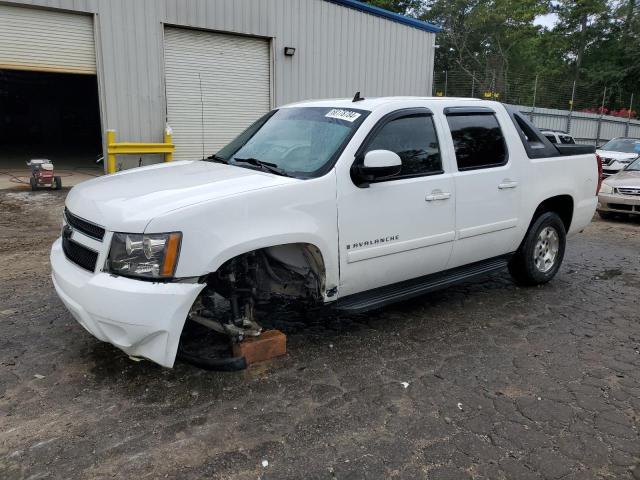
[164,27,271,160]
[0,5,96,74]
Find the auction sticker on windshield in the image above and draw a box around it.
[325,109,362,122]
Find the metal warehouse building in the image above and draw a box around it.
[0,0,439,170]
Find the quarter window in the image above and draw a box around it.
[447,114,507,170]
[365,114,442,177]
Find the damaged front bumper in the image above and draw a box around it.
[51,238,205,367]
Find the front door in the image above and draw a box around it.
[336,108,456,297]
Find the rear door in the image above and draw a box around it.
[336,108,456,297]
[444,107,523,268]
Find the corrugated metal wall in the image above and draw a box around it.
[0,4,96,74]
[512,104,640,144]
[3,0,436,165]
[164,27,272,159]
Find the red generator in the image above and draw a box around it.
[27,159,62,191]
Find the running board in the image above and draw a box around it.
[336,255,512,314]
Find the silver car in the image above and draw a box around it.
[598,157,640,218]
[596,137,640,176]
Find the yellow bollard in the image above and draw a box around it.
[105,127,175,170]
[106,129,117,174]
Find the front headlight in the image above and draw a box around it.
[599,182,614,194]
[107,232,182,279]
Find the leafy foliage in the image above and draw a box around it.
[362,0,638,112]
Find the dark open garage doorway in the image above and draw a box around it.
[0,69,103,187]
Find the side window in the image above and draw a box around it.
[545,134,557,144]
[446,114,507,170]
[365,114,442,177]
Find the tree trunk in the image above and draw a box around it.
[573,13,588,87]
[625,0,636,38]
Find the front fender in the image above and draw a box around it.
[145,173,339,294]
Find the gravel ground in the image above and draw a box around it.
[0,189,639,480]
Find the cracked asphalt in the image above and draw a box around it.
[1,189,639,480]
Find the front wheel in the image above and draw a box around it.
[508,212,566,286]
[53,176,62,190]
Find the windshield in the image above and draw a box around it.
[600,138,640,154]
[626,157,640,171]
[214,107,369,178]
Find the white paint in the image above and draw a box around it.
[51,97,598,368]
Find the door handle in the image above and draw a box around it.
[426,191,451,201]
[498,181,518,190]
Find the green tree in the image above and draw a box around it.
[363,0,638,111]
[360,0,424,14]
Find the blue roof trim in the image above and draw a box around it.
[326,0,442,33]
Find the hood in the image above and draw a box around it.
[65,161,295,232]
[603,169,640,187]
[596,150,639,161]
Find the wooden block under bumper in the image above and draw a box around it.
[232,330,286,365]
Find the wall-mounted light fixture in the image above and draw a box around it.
[284,47,296,56]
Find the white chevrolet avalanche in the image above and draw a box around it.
[51,97,600,368]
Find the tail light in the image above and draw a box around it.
[596,153,603,194]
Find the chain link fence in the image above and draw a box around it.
[432,70,639,145]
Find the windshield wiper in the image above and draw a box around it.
[233,157,290,177]
[205,154,228,164]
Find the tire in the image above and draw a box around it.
[508,212,566,286]
[29,177,38,191]
[53,176,62,190]
[598,211,614,220]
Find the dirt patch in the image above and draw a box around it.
[1,191,639,480]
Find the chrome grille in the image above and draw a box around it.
[64,208,105,241]
[616,187,640,196]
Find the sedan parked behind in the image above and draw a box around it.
[596,137,640,176]
[598,157,640,219]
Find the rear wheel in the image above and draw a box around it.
[509,212,566,286]
[29,177,38,191]
[53,176,62,190]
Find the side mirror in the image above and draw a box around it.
[351,150,402,187]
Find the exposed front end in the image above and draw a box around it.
[51,208,204,367]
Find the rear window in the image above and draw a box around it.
[600,138,640,153]
[544,134,557,144]
[446,114,507,170]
